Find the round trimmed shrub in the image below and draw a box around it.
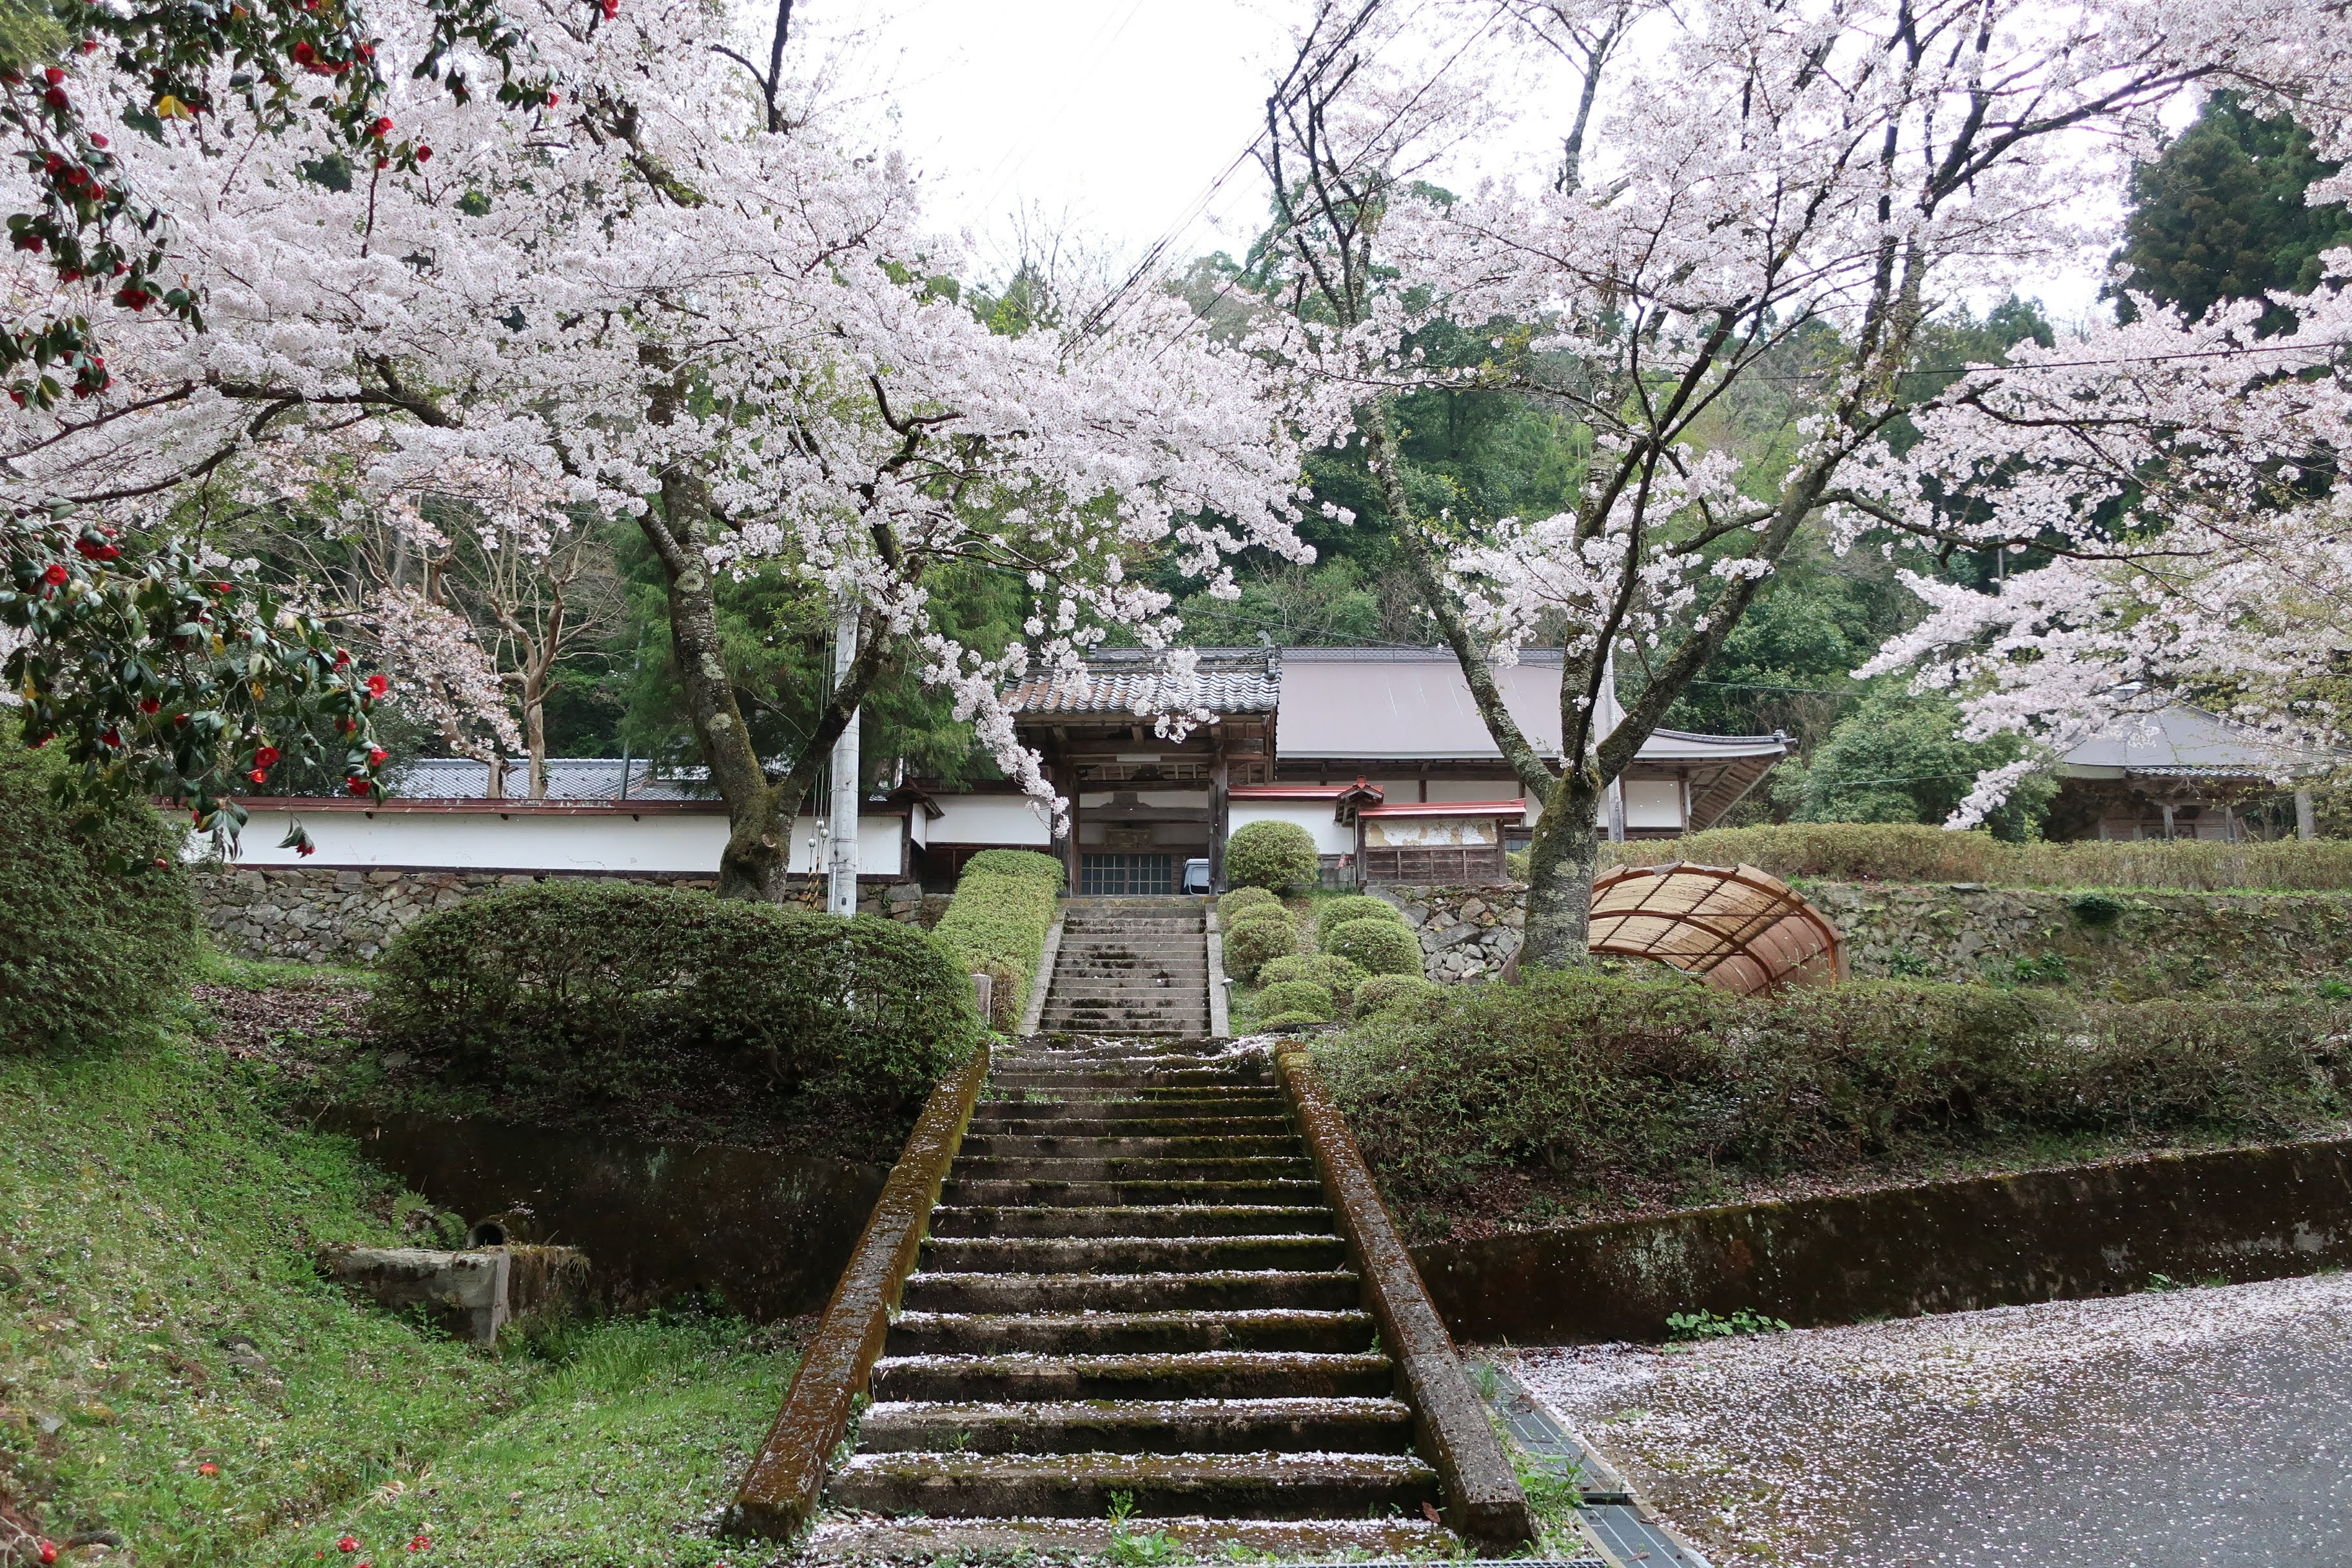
[1218,885,1282,923]
[1255,979,1336,1023]
[1259,953,1368,995]
[1,736,197,1050]
[1224,819,1320,894]
[1353,974,1442,1019]
[1258,1011,1330,1032]
[1326,916,1423,977]
[369,881,984,1103]
[1220,905,1300,981]
[963,848,1066,890]
[1312,894,1405,946]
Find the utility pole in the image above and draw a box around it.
[827,599,861,917]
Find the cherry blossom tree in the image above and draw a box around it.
[0,0,1319,895]
[1261,0,2352,966]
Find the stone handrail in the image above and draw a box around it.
[1275,1046,1534,1553]
[728,1039,992,1539]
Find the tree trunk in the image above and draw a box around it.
[523,669,550,801]
[1520,770,1603,968]
[644,470,796,901]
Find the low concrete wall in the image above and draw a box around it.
[318,1108,889,1320]
[1413,1137,2352,1343]
[197,866,932,963]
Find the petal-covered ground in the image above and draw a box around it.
[1507,1273,2352,1567]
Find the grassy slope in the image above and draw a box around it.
[0,1023,794,1568]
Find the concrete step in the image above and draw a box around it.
[966,1115,1291,1139]
[899,1268,1362,1315]
[919,1233,1348,1275]
[948,1155,1317,1182]
[928,1204,1334,1239]
[972,1097,1286,1122]
[802,1514,1460,1564]
[854,1396,1413,1455]
[868,1349,1394,1403]
[990,1070,1250,1090]
[939,1178,1327,1207]
[959,1133,1304,1159]
[886,1308,1374,1356]
[827,1447,1439,1520]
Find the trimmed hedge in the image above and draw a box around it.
[369,881,983,1103]
[1598,823,2352,892]
[1256,980,1336,1023]
[934,856,1064,1029]
[1221,905,1299,981]
[1259,1011,1330,1031]
[1218,886,1282,923]
[1,735,197,1050]
[1316,965,2352,1204]
[1226,819,1320,894]
[1353,974,1441,1019]
[1326,916,1422,977]
[1260,953,1369,995]
[963,848,1067,888]
[1312,894,1405,946]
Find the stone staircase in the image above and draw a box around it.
[1035,896,1212,1037]
[818,1037,1457,1557]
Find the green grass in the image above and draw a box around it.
[190,946,375,992]
[0,1028,794,1568]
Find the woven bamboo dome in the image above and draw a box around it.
[1587,861,1845,995]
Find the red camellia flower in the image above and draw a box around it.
[338,1537,359,1554]
[415,144,432,162]
[346,776,372,796]
[255,745,282,767]
[368,747,388,767]
[212,580,233,593]
[153,857,168,869]
[333,647,353,668]
[43,86,68,108]
[99,727,120,747]
[139,696,160,714]
[406,1536,431,1553]
[368,115,392,137]
[365,673,390,698]
[198,1461,219,1476]
[545,90,559,106]
[42,562,66,585]
[248,768,268,785]
[43,66,63,83]
[75,536,120,560]
[36,1540,56,1565]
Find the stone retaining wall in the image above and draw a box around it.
[1373,886,1527,982]
[197,866,934,964]
[1371,877,2352,994]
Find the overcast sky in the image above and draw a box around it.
[808,0,2125,322]
[817,1,1299,283]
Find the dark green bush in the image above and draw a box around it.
[368,881,983,1104]
[1312,894,1404,946]
[1326,917,1422,977]
[1225,820,1320,894]
[1315,966,2350,1204]
[1353,974,1441,1019]
[963,848,1066,888]
[1259,1011,1329,1031]
[1255,979,1335,1023]
[1218,886,1282,923]
[934,860,1063,1029]
[1221,905,1299,980]
[1,734,197,1050]
[1260,953,1367,995]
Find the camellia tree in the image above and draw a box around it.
[1258,0,2351,966]
[0,0,1324,893]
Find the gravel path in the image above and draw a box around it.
[1505,1273,2352,1567]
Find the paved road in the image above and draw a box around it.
[1505,1272,2352,1567]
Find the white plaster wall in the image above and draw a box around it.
[1230,800,1355,855]
[225,808,905,874]
[930,794,1053,847]
[1624,778,1684,830]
